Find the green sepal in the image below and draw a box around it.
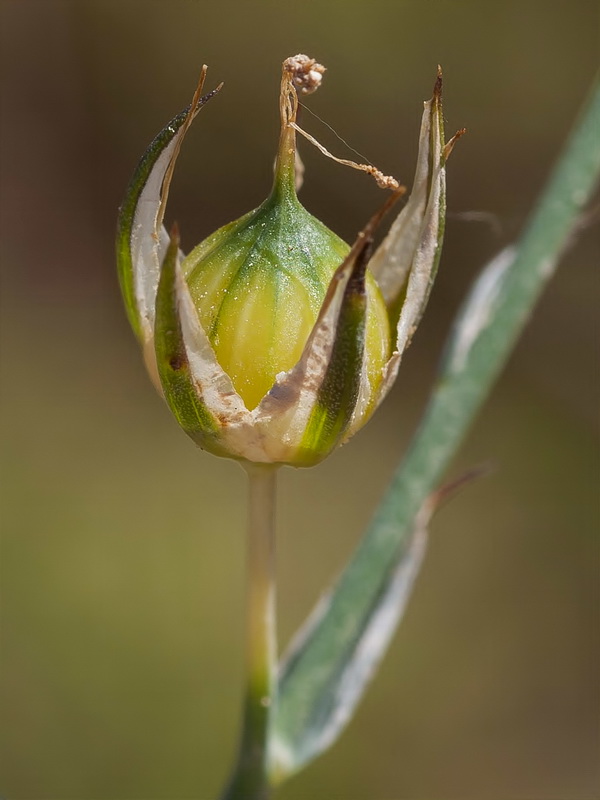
[295,243,370,463]
[116,81,221,343]
[116,107,190,341]
[413,72,447,331]
[154,229,226,457]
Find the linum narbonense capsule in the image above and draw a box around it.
[116,55,463,466]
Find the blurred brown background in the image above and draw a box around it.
[1,1,598,798]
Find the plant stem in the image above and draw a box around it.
[221,464,279,800]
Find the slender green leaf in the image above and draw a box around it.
[270,496,431,780]
[270,76,600,782]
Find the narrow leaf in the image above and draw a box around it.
[270,496,431,779]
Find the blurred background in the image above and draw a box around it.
[1,1,598,798]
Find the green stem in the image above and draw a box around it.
[221,464,279,800]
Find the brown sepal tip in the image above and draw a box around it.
[433,65,443,101]
[346,188,404,280]
[199,81,224,108]
[363,187,405,242]
[169,221,181,248]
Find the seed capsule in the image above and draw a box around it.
[182,156,391,411]
[116,57,460,465]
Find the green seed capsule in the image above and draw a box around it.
[183,165,391,410]
[117,54,452,465]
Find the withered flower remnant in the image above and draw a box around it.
[116,55,462,466]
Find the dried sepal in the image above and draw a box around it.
[350,70,464,425]
[368,70,447,298]
[119,57,459,466]
[115,67,221,346]
[254,192,399,465]
[153,225,230,458]
[154,225,282,463]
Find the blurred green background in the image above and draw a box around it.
[1,1,598,798]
